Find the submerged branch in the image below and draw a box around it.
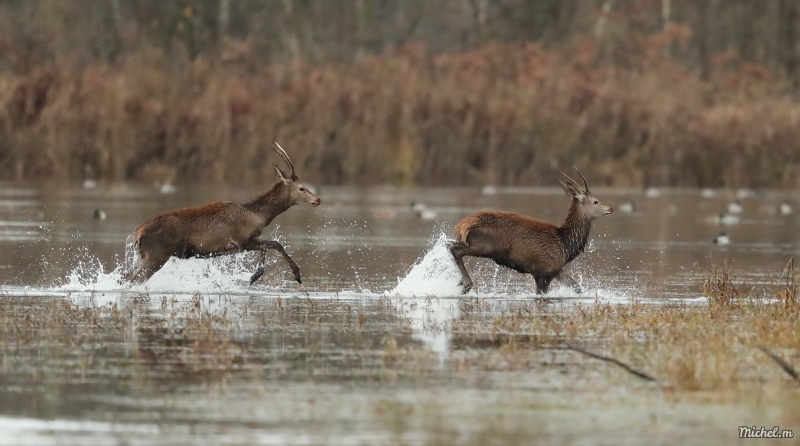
[567,344,657,382]
[758,345,800,383]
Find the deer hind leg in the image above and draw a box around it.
[449,233,506,294]
[556,272,582,294]
[246,239,302,285]
[449,243,476,294]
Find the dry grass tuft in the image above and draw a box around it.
[702,259,742,313]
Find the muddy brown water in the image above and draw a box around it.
[0,182,798,445]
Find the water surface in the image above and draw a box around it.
[0,182,797,445]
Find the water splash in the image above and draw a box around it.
[388,233,463,297]
[56,235,276,295]
[387,232,639,302]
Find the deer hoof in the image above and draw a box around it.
[295,276,302,284]
[460,282,472,294]
[249,267,265,285]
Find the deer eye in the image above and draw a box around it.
[299,187,306,192]
[593,200,598,204]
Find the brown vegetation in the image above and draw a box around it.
[2,2,800,187]
[3,40,800,188]
[448,259,800,395]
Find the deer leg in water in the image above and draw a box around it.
[533,272,556,295]
[246,239,302,285]
[449,243,475,294]
[556,272,582,294]
[126,252,171,285]
[450,238,505,294]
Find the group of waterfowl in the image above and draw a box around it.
[710,197,793,245]
[605,189,794,247]
[90,177,178,222]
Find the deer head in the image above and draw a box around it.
[557,167,612,220]
[273,142,321,207]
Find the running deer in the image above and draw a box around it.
[125,142,320,285]
[450,168,612,295]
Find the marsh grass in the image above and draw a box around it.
[448,259,800,401]
[2,262,800,442]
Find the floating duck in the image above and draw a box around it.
[480,185,498,196]
[415,208,437,220]
[727,200,743,214]
[93,209,107,221]
[713,232,730,245]
[644,188,660,198]
[717,213,740,225]
[411,201,428,213]
[156,180,177,194]
[700,188,717,198]
[82,164,97,189]
[618,202,635,213]
[410,201,437,220]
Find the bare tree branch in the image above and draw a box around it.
[758,345,800,383]
[568,344,657,382]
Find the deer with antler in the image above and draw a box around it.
[126,142,320,285]
[450,167,612,295]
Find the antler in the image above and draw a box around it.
[273,142,297,180]
[572,166,590,194]
[557,170,581,189]
[557,167,591,194]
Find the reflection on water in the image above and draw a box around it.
[0,182,798,444]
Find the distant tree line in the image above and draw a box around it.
[1,0,798,84]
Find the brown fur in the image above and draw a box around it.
[126,143,320,285]
[450,170,612,295]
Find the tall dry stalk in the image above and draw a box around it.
[1,40,800,187]
[702,259,740,312]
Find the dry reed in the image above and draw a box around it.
[2,38,800,188]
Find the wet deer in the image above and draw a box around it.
[450,168,612,295]
[125,142,320,285]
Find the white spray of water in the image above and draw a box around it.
[388,233,464,297]
[57,236,276,295]
[387,232,637,302]
[49,229,637,303]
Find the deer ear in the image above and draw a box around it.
[559,179,581,198]
[273,165,291,184]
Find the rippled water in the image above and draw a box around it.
[1,182,798,444]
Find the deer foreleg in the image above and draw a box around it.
[533,273,556,295]
[246,239,302,285]
[126,252,170,285]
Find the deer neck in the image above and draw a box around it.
[558,200,593,263]
[244,181,292,226]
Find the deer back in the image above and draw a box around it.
[456,211,568,272]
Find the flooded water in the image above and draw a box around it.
[1,182,798,445]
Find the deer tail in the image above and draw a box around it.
[455,217,478,244]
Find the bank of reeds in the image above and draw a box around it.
[3,37,800,188]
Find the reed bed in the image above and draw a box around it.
[3,38,800,188]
